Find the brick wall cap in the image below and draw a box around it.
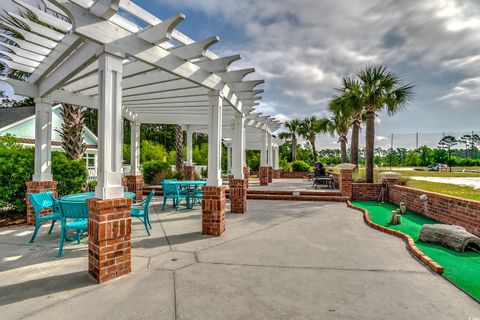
[379,172,402,179]
[336,163,356,170]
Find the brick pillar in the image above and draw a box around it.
[273,169,282,179]
[336,163,356,199]
[25,181,58,225]
[268,167,273,183]
[259,166,269,186]
[202,186,226,236]
[87,197,132,283]
[184,165,195,181]
[121,177,128,189]
[230,179,247,214]
[339,169,353,198]
[126,175,144,200]
[228,174,234,188]
[243,167,250,188]
[380,172,401,202]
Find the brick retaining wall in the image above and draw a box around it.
[352,183,383,201]
[389,185,480,237]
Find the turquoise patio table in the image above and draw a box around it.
[60,191,135,203]
[168,180,207,209]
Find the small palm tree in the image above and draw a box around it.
[326,99,353,163]
[284,119,301,161]
[357,65,414,183]
[299,116,327,161]
[332,77,364,166]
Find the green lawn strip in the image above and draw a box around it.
[352,201,480,301]
[405,180,480,201]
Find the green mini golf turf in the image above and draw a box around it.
[352,200,480,302]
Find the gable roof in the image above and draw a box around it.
[0,106,35,129]
[0,105,98,146]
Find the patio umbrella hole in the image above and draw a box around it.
[171,258,178,261]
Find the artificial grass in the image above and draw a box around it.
[352,200,480,302]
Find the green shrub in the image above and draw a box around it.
[292,160,311,172]
[0,135,87,213]
[0,140,34,212]
[280,159,292,172]
[142,160,173,184]
[52,152,87,196]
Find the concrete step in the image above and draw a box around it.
[244,194,349,202]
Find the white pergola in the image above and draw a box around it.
[0,0,282,200]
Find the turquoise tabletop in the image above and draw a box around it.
[61,192,135,203]
[168,181,207,186]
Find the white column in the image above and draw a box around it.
[274,145,280,170]
[186,125,193,165]
[260,129,268,167]
[227,143,232,173]
[232,113,245,179]
[130,121,141,175]
[207,90,223,186]
[32,97,53,181]
[95,46,125,199]
[267,133,273,167]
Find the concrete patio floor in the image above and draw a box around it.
[0,199,478,319]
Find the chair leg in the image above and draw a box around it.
[146,211,152,229]
[48,220,56,234]
[29,224,40,243]
[58,227,65,257]
[143,218,150,236]
[162,197,167,211]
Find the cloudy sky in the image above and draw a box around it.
[1,0,480,148]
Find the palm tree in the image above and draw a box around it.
[56,104,86,160]
[332,77,364,166]
[299,116,328,161]
[284,119,301,161]
[326,99,353,163]
[1,7,87,160]
[175,125,184,173]
[356,65,414,183]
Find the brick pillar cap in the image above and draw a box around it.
[336,163,356,170]
[379,172,402,180]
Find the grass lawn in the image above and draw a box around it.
[404,180,480,201]
[352,201,480,302]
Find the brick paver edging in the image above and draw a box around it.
[347,201,444,274]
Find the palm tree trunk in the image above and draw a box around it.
[292,135,297,161]
[340,137,347,163]
[350,120,360,166]
[310,138,317,162]
[365,111,375,183]
[175,125,184,172]
[57,104,85,160]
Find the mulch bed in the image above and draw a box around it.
[0,210,26,228]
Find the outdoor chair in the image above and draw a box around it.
[57,200,88,257]
[190,185,203,208]
[131,189,155,236]
[27,192,62,243]
[161,181,187,212]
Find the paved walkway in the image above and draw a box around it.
[0,199,478,319]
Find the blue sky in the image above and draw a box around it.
[1,0,480,148]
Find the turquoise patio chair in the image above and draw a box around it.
[190,186,203,208]
[28,192,62,243]
[161,181,187,212]
[131,190,155,236]
[57,200,88,257]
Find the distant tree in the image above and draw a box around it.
[283,119,302,161]
[298,116,328,161]
[438,135,458,171]
[326,97,352,163]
